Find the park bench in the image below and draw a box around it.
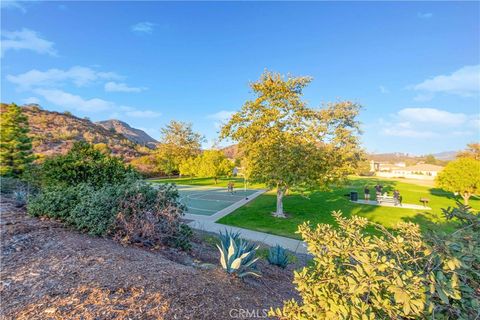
[376,195,396,204]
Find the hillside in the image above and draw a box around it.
[96,119,157,149]
[432,151,457,161]
[9,104,150,160]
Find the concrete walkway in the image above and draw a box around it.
[184,189,308,254]
[352,199,431,210]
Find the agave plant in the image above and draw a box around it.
[216,230,260,278]
[267,245,290,268]
[13,190,28,208]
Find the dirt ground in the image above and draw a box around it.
[0,197,302,319]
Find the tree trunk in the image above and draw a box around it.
[462,192,470,205]
[273,187,287,218]
[214,177,218,184]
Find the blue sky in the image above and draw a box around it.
[1,1,479,154]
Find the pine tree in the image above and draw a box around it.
[0,103,35,177]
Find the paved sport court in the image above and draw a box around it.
[177,185,260,216]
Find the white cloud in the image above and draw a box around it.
[207,110,235,129]
[104,81,146,93]
[417,12,433,19]
[131,22,155,34]
[22,97,40,104]
[379,85,389,94]
[125,110,161,118]
[1,0,26,12]
[381,107,476,138]
[33,88,159,116]
[7,66,122,90]
[397,108,467,125]
[207,110,235,121]
[411,65,480,98]
[1,28,57,57]
[34,88,115,112]
[383,128,435,138]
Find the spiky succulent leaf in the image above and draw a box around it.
[216,244,227,269]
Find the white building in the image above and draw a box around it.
[370,161,443,181]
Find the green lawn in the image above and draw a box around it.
[151,176,479,239]
[218,177,480,239]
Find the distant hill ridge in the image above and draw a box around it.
[96,119,157,149]
[1,103,156,160]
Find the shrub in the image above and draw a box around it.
[13,190,28,207]
[0,177,23,194]
[270,211,468,319]
[28,185,84,219]
[267,245,290,268]
[216,230,260,278]
[67,183,123,235]
[111,183,189,248]
[40,141,139,188]
[27,179,191,249]
[427,202,480,318]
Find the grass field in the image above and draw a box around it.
[151,176,480,239]
[149,177,265,189]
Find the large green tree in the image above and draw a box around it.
[196,150,234,184]
[0,103,35,177]
[156,120,203,176]
[221,71,363,217]
[436,157,480,205]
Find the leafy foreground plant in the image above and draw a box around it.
[431,201,480,317]
[270,210,479,319]
[216,230,260,278]
[267,245,290,269]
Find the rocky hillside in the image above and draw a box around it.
[12,104,151,160]
[96,119,157,149]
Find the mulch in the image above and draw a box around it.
[0,197,302,319]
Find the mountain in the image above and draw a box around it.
[431,151,457,161]
[221,144,240,159]
[367,152,420,164]
[7,104,151,160]
[96,119,157,149]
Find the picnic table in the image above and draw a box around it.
[420,198,429,207]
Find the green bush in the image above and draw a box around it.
[28,185,84,219]
[427,202,480,318]
[40,141,139,188]
[270,211,473,319]
[27,179,191,249]
[67,183,122,235]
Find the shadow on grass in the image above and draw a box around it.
[400,212,460,234]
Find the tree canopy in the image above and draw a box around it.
[155,120,203,176]
[40,141,138,188]
[179,150,233,183]
[220,71,363,217]
[456,143,480,160]
[436,157,480,205]
[196,150,234,184]
[0,103,35,177]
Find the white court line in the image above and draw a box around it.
[186,206,216,213]
[185,192,235,203]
